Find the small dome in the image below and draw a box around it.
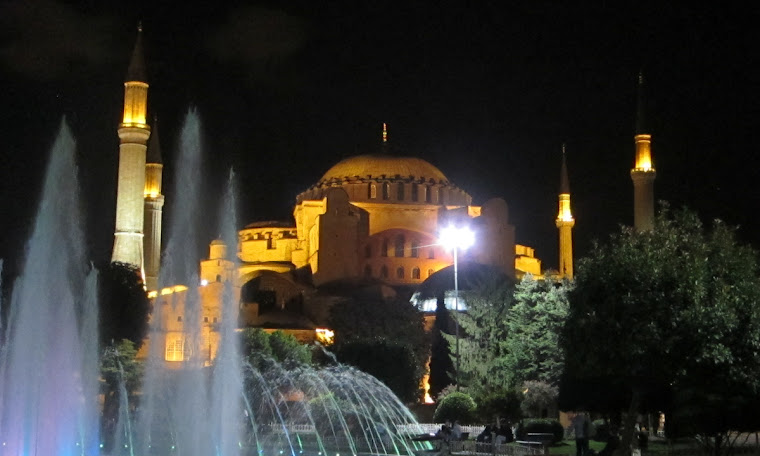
[317,155,449,184]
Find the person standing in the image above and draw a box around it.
[571,412,591,456]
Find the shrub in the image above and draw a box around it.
[515,418,564,444]
[433,391,477,424]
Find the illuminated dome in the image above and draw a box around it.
[317,155,449,184]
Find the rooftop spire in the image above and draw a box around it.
[635,70,647,135]
[381,122,389,155]
[147,116,162,164]
[126,22,147,83]
[559,143,570,194]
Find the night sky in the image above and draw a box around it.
[0,1,757,280]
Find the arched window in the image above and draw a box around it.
[395,235,405,257]
[364,265,372,277]
[412,267,421,279]
[177,316,183,322]
[428,248,435,259]
[381,265,389,279]
[369,183,377,199]
[396,267,404,279]
[411,183,419,202]
[411,239,420,258]
[397,182,405,200]
[428,269,434,277]
[165,336,187,362]
[216,274,222,282]
[425,185,432,203]
[382,183,390,200]
[365,244,372,258]
[381,239,389,257]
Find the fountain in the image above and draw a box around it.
[0,120,101,455]
[0,112,430,456]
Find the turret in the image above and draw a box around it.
[555,144,575,279]
[630,72,656,231]
[144,116,164,290]
[112,23,151,274]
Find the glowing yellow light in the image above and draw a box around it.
[421,372,434,403]
[152,285,189,296]
[634,134,654,171]
[382,123,388,144]
[557,194,574,222]
[122,82,148,125]
[315,328,335,345]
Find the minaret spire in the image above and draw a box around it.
[630,71,656,231]
[112,24,151,276]
[556,143,575,279]
[381,122,389,155]
[144,116,164,290]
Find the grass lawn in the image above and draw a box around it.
[548,440,607,455]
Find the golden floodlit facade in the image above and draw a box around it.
[115,28,589,368]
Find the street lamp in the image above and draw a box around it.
[439,224,475,389]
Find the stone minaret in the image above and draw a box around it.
[112,24,151,272]
[143,117,164,290]
[555,144,575,279]
[630,72,656,231]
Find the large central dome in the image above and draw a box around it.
[317,155,449,184]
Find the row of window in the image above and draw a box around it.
[176,316,218,323]
[364,265,434,280]
[368,182,441,203]
[366,235,435,259]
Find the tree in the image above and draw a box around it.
[100,339,142,452]
[442,276,514,393]
[561,206,760,455]
[443,274,569,393]
[98,262,151,348]
[504,276,570,387]
[521,380,558,418]
[475,388,522,424]
[333,338,421,402]
[328,295,428,399]
[429,299,456,398]
[241,328,312,370]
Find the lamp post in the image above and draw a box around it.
[439,225,475,390]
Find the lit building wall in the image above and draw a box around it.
[361,228,450,284]
[238,225,298,264]
[515,244,542,277]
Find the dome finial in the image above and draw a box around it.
[559,143,570,194]
[635,70,647,135]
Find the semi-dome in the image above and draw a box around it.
[317,155,449,184]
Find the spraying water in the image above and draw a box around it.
[0,119,100,456]
[0,113,429,456]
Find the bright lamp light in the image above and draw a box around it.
[439,225,475,251]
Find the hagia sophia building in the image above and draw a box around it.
[113,28,654,368]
